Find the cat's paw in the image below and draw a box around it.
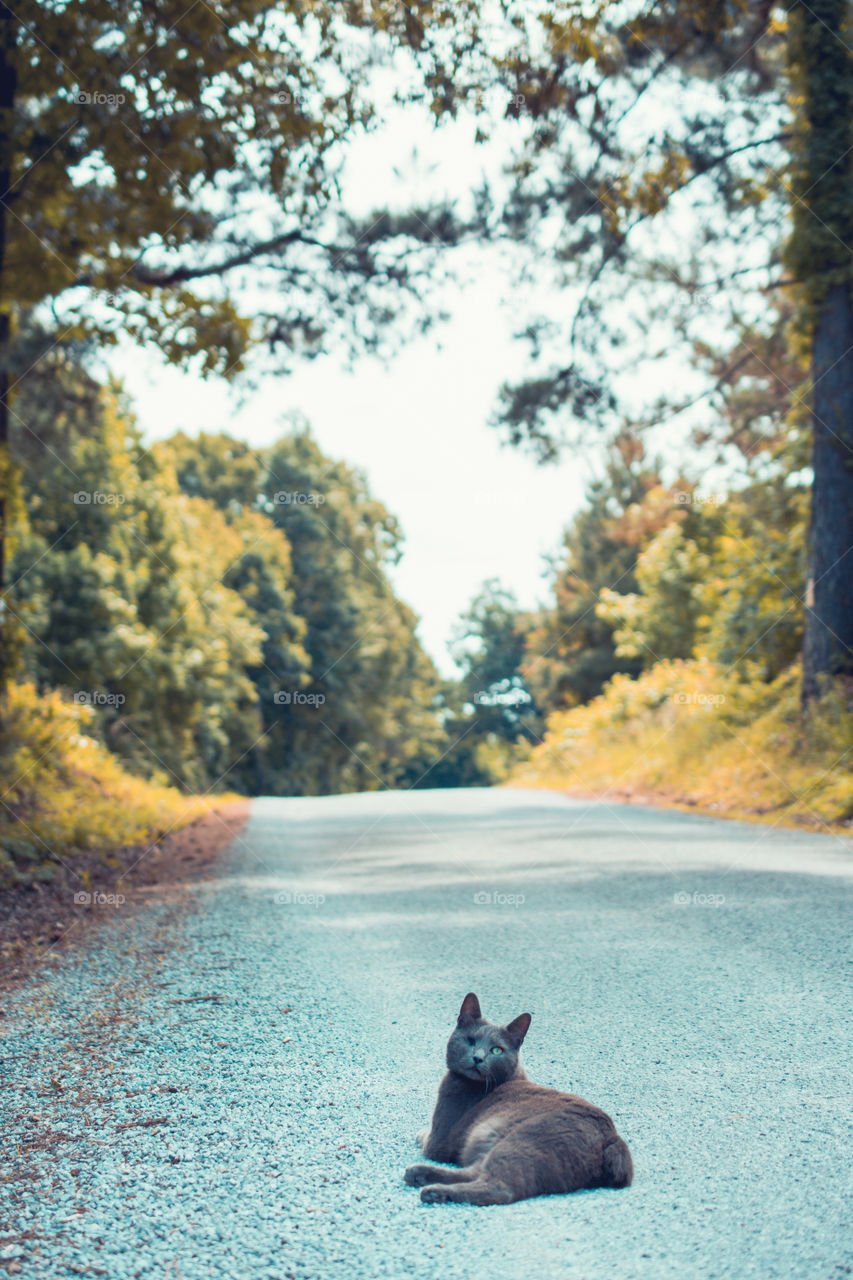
[404,1164,437,1187]
[420,1184,451,1204]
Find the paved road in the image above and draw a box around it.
[3,789,852,1279]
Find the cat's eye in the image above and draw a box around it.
[491,1046,504,1055]
[467,1036,475,1046]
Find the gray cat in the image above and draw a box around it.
[405,992,633,1205]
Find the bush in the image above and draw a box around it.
[514,659,853,828]
[0,682,216,887]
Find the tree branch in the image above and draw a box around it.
[129,229,328,286]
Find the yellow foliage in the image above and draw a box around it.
[513,659,853,831]
[0,681,232,886]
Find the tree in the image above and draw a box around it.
[450,579,540,743]
[698,479,807,679]
[161,427,447,794]
[785,1,853,698]
[522,435,666,711]
[160,432,264,512]
[423,580,541,787]
[261,430,445,793]
[447,2,850,698]
[10,377,288,789]
[11,358,451,794]
[596,478,807,680]
[0,0,472,684]
[597,521,711,665]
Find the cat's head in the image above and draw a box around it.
[445,992,531,1085]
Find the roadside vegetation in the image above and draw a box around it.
[514,661,853,831]
[0,681,215,889]
[502,327,853,829]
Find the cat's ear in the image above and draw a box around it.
[457,992,482,1023]
[505,1012,532,1046]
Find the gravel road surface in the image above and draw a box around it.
[3,788,852,1279]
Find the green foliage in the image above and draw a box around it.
[9,361,446,797]
[0,1,470,375]
[598,521,710,663]
[259,431,445,793]
[507,275,813,816]
[452,1,791,451]
[521,435,668,711]
[511,291,806,694]
[427,581,542,788]
[160,432,264,511]
[689,298,811,469]
[594,475,807,682]
[158,427,448,794]
[0,0,479,703]
[696,480,807,679]
[450,580,540,743]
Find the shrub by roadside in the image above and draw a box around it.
[513,658,853,830]
[0,682,248,991]
[0,682,230,888]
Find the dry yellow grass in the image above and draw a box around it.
[513,659,853,833]
[0,681,239,886]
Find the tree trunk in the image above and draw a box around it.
[802,283,853,700]
[787,0,853,703]
[0,2,16,694]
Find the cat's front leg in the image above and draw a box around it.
[405,1163,479,1188]
[421,1179,513,1206]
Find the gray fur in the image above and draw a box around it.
[405,992,633,1205]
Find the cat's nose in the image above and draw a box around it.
[472,1052,485,1063]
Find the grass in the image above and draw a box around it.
[513,658,853,833]
[0,681,233,888]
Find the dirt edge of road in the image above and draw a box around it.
[534,781,848,833]
[0,800,250,997]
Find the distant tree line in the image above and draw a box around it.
[9,351,450,794]
[5,297,812,796]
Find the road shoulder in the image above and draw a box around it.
[0,799,249,996]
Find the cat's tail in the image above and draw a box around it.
[602,1137,633,1188]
